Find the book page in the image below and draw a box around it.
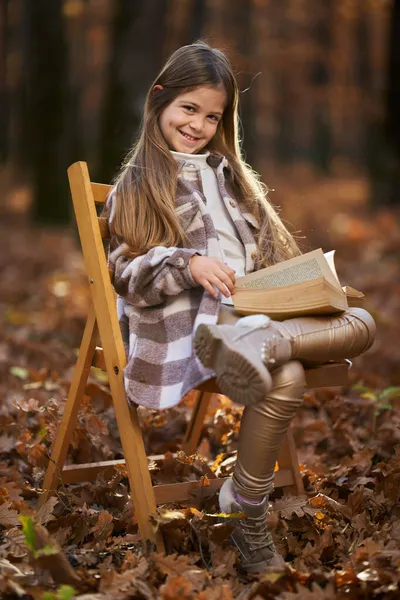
[235,248,341,290]
[324,250,340,284]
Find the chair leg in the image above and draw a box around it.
[39,307,98,508]
[277,427,304,496]
[182,391,214,456]
[108,370,165,552]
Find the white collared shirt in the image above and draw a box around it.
[172,150,246,304]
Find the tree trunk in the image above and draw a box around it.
[0,0,8,164]
[369,0,400,206]
[96,0,168,184]
[22,0,70,223]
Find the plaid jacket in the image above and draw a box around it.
[106,154,260,409]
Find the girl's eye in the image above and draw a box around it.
[183,105,195,112]
[208,115,219,122]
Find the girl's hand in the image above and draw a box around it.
[189,255,236,298]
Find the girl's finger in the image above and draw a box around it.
[220,264,236,283]
[201,280,219,298]
[208,275,231,298]
[216,269,234,292]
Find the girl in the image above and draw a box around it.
[105,41,376,573]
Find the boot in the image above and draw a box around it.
[218,478,285,574]
[194,315,292,405]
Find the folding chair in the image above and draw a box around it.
[38,161,349,552]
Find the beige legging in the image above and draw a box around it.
[217,306,376,499]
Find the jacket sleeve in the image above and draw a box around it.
[108,242,201,307]
[104,192,201,307]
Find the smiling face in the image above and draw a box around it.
[158,85,226,154]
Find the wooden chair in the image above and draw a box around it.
[38,161,349,552]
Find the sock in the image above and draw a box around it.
[234,490,264,505]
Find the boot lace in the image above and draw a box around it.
[236,511,275,553]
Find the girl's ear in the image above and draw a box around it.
[152,84,164,94]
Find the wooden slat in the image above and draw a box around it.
[39,307,98,507]
[305,361,349,388]
[61,461,294,500]
[98,217,110,240]
[277,427,305,495]
[156,470,296,501]
[91,182,112,204]
[93,346,106,370]
[183,391,213,455]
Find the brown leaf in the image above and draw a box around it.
[2,527,27,558]
[91,509,114,540]
[209,542,237,578]
[0,479,23,503]
[152,552,199,578]
[294,542,322,571]
[279,581,336,599]
[35,496,58,525]
[0,503,19,528]
[272,495,308,519]
[159,575,194,600]
[308,493,351,518]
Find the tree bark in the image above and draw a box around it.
[22,0,70,223]
[0,0,8,164]
[96,0,168,184]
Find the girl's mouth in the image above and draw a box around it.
[179,130,199,143]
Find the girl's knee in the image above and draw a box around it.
[271,359,306,406]
[346,308,376,351]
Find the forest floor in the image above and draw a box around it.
[0,173,399,599]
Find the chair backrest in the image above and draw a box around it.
[67,161,127,372]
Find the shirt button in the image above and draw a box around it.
[251,251,257,260]
[229,200,236,208]
[139,375,146,383]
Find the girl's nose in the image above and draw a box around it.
[189,117,203,133]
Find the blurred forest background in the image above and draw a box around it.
[1,0,400,225]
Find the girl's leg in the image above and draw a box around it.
[232,359,306,499]
[274,307,376,366]
[218,360,306,572]
[195,308,376,405]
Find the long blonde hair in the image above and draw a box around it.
[108,41,300,266]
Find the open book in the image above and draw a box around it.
[232,249,364,319]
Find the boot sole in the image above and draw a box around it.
[194,324,272,405]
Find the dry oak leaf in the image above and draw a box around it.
[0,479,23,503]
[293,542,322,571]
[91,509,114,540]
[0,503,19,528]
[99,568,154,597]
[152,552,199,575]
[2,527,27,558]
[308,493,351,518]
[272,495,309,519]
[35,495,58,525]
[197,584,233,600]
[152,552,208,591]
[159,574,194,600]
[279,581,336,600]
